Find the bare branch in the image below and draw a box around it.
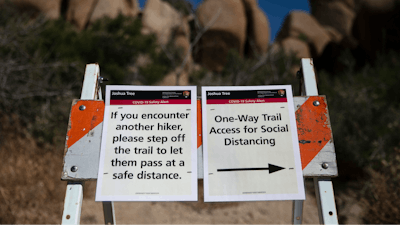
[248,53,269,73]
[160,43,177,68]
[191,8,222,48]
[175,8,222,85]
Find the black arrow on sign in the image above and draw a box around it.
[217,163,285,174]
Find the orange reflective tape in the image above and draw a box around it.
[67,100,104,148]
[197,99,202,148]
[296,96,331,169]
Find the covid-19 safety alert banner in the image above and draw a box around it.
[202,86,305,202]
[96,86,197,201]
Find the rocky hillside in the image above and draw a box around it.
[2,0,399,78]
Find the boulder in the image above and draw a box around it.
[276,11,331,57]
[172,16,192,85]
[281,38,311,59]
[361,0,397,14]
[66,0,139,30]
[89,0,139,23]
[141,0,192,84]
[173,17,192,63]
[157,69,189,86]
[196,0,247,72]
[323,26,344,43]
[242,0,270,55]
[66,0,97,30]
[309,0,356,38]
[268,42,281,56]
[0,0,61,19]
[142,0,182,46]
[341,0,356,10]
[353,0,400,59]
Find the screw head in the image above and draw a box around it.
[313,100,320,106]
[99,77,109,83]
[71,166,78,172]
[79,105,86,111]
[322,162,329,169]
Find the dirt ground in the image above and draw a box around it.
[79,180,318,224]
[0,116,364,224]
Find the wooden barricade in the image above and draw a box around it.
[61,59,338,225]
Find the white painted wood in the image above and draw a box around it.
[61,61,338,225]
[98,87,103,100]
[62,122,103,180]
[80,64,100,100]
[62,183,84,224]
[63,64,115,225]
[292,59,318,225]
[314,178,338,224]
[297,58,338,225]
[197,146,204,179]
[302,141,337,177]
[301,59,318,96]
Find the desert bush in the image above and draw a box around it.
[0,3,82,145]
[0,2,180,223]
[190,48,300,93]
[318,51,400,169]
[205,47,400,223]
[0,115,65,224]
[0,2,174,145]
[318,50,400,223]
[364,150,400,223]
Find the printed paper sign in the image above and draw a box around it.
[96,86,197,201]
[202,86,305,202]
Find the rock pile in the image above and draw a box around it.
[196,0,270,72]
[66,0,140,30]
[276,0,400,67]
[2,0,399,77]
[141,0,192,85]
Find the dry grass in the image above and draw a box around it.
[0,110,388,223]
[178,180,240,214]
[364,158,400,223]
[0,115,65,224]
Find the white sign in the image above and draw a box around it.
[96,86,197,201]
[202,86,305,202]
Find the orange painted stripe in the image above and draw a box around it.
[296,96,331,169]
[197,99,202,148]
[67,100,104,148]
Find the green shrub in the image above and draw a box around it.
[0,3,174,145]
[191,48,300,92]
[319,51,400,169]
[318,51,400,223]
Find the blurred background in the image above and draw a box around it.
[0,0,399,223]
